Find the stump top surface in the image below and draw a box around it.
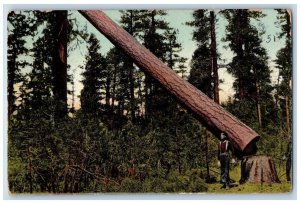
[243,155,272,160]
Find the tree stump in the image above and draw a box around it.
[240,155,280,184]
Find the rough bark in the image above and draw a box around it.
[79,10,260,156]
[240,155,280,184]
[52,11,68,118]
[255,82,262,127]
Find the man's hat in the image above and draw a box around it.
[220,132,227,140]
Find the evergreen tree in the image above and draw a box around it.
[7,11,35,118]
[80,34,107,118]
[274,9,292,134]
[274,9,292,182]
[120,10,142,122]
[105,47,135,128]
[222,9,272,127]
[105,47,121,117]
[164,28,188,78]
[31,11,69,119]
[137,10,170,119]
[187,10,214,98]
[26,37,53,114]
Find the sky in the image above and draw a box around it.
[14,9,286,109]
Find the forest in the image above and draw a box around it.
[7,9,292,193]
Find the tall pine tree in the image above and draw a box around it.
[274,9,292,182]
[80,34,107,118]
[222,9,272,127]
[187,10,211,96]
[7,11,35,118]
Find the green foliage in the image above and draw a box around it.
[80,34,107,117]
[7,11,36,116]
[187,10,213,97]
[140,170,207,193]
[221,9,272,103]
[119,178,143,192]
[274,9,292,134]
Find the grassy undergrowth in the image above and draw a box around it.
[207,163,292,193]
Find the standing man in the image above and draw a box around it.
[218,132,233,189]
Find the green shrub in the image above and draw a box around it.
[119,178,142,193]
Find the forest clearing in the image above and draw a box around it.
[7,9,292,194]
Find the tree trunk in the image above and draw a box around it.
[105,72,111,114]
[128,61,136,122]
[285,96,290,134]
[236,10,245,100]
[210,11,219,104]
[240,155,280,184]
[129,11,136,123]
[285,141,292,181]
[79,10,260,156]
[7,55,16,119]
[27,146,33,193]
[52,10,68,119]
[111,64,117,115]
[255,82,262,127]
[285,96,291,181]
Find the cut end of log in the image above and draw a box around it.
[240,155,280,184]
[238,135,260,157]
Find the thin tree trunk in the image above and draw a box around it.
[210,11,219,104]
[236,10,245,99]
[285,96,290,134]
[111,65,117,115]
[285,95,291,181]
[136,72,143,116]
[285,141,292,181]
[8,55,16,119]
[129,11,136,123]
[257,102,262,127]
[105,74,111,114]
[27,146,33,193]
[255,82,262,127]
[71,78,75,112]
[128,61,135,122]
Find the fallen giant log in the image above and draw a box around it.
[79,10,260,157]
